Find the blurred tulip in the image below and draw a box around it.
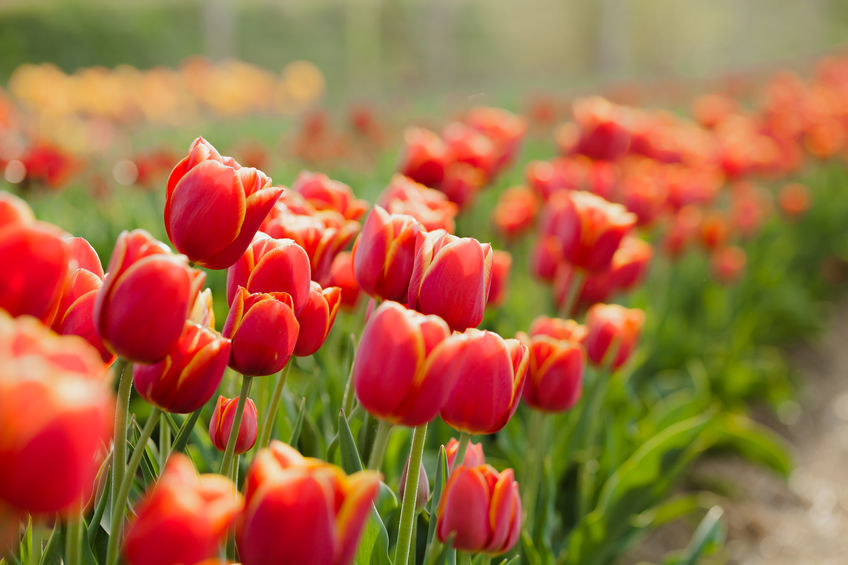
[324,251,361,309]
[443,122,498,181]
[712,245,747,284]
[487,250,512,308]
[584,304,644,370]
[352,206,421,302]
[438,162,483,209]
[123,454,242,565]
[293,170,368,221]
[226,233,312,314]
[436,465,521,555]
[0,190,34,228]
[492,185,539,239]
[445,437,486,471]
[529,316,588,343]
[238,441,380,565]
[222,287,299,376]
[209,395,258,454]
[164,137,283,269]
[399,127,448,187]
[519,332,585,412]
[94,229,205,363]
[778,182,811,219]
[466,106,527,174]
[436,330,529,434]
[663,205,702,259]
[379,175,458,233]
[567,96,631,161]
[52,267,113,364]
[609,236,653,291]
[407,230,493,331]
[530,236,562,282]
[0,313,113,517]
[294,282,341,356]
[399,458,430,513]
[133,321,231,413]
[700,211,730,251]
[353,301,452,426]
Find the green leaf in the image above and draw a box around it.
[338,410,364,474]
[710,413,792,477]
[425,446,449,549]
[170,409,202,454]
[289,396,307,446]
[663,506,725,565]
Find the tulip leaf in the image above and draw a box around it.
[662,506,725,565]
[39,525,63,565]
[338,410,364,474]
[425,446,448,550]
[709,413,791,477]
[288,395,307,446]
[170,409,202,454]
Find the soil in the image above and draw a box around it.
[626,302,848,564]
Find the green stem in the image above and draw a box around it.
[522,410,548,534]
[64,516,82,565]
[227,454,240,558]
[559,268,585,318]
[395,424,428,565]
[341,333,359,416]
[105,407,161,565]
[26,523,41,565]
[256,363,290,449]
[159,411,170,468]
[366,420,393,470]
[478,555,492,565]
[110,360,131,530]
[452,432,472,471]
[220,375,253,476]
[170,409,202,454]
[458,551,472,565]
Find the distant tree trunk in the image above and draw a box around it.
[204,0,236,60]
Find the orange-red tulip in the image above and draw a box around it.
[492,185,539,239]
[399,127,449,187]
[445,437,485,471]
[436,465,521,554]
[711,245,747,285]
[353,301,452,426]
[778,182,811,219]
[324,251,361,309]
[0,190,34,228]
[519,332,585,412]
[584,304,644,370]
[293,170,368,221]
[209,395,258,454]
[164,137,283,269]
[379,174,458,233]
[123,454,242,565]
[294,282,341,356]
[487,250,512,308]
[529,316,587,343]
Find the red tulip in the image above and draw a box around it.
[123,454,242,565]
[164,137,283,269]
[436,465,521,555]
[238,441,380,565]
[609,236,653,291]
[398,127,449,187]
[94,230,205,363]
[530,236,562,282]
[407,230,493,331]
[209,395,259,454]
[445,437,486,471]
[443,122,498,180]
[379,175,458,233]
[584,304,644,370]
[492,185,539,239]
[222,287,299,376]
[778,182,811,219]
[700,212,730,251]
[540,190,636,273]
[352,205,421,302]
[294,282,342,356]
[487,250,512,308]
[0,313,113,517]
[226,233,312,314]
[519,332,585,412]
[711,245,747,284]
[133,321,231,413]
[465,107,527,174]
[553,264,614,313]
[568,96,631,161]
[529,316,587,343]
[52,268,113,364]
[663,205,702,259]
[0,190,34,228]
[0,221,69,323]
[324,251,362,309]
[436,330,529,434]
[438,162,484,209]
[353,301,452,426]
[293,170,368,221]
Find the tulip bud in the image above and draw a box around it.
[0,221,69,323]
[209,395,258,454]
[352,205,422,302]
[133,321,231,413]
[238,441,380,565]
[584,304,644,370]
[399,458,430,513]
[222,287,299,376]
[294,282,341,356]
[94,229,205,363]
[123,454,243,565]
[226,233,312,314]
[609,236,653,291]
[399,127,449,187]
[324,251,362,310]
[529,316,587,343]
[164,137,283,269]
[444,437,486,471]
[353,301,452,426]
[0,190,34,228]
[711,245,747,285]
[294,171,368,221]
[519,332,585,412]
[487,250,512,308]
[436,465,522,555]
[0,313,113,517]
[435,330,529,435]
[407,230,493,332]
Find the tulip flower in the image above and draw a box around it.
[293,170,368,221]
[52,268,114,364]
[353,301,452,426]
[379,175,458,233]
[226,233,312,314]
[209,395,259,454]
[491,185,539,239]
[352,205,421,302]
[0,313,113,517]
[700,211,731,251]
[436,465,522,555]
[487,250,512,308]
[436,330,529,434]
[0,190,34,228]
[519,332,586,412]
[609,236,653,291]
[223,287,299,376]
[238,441,380,565]
[540,190,636,273]
[399,458,430,513]
[0,220,69,323]
[529,316,587,343]
[164,137,283,269]
[778,182,811,219]
[567,96,631,161]
[584,304,644,370]
[133,321,231,413]
[438,162,484,209]
[466,106,527,174]
[294,282,342,356]
[663,205,702,259]
[94,230,205,363]
[445,437,486,471]
[530,235,562,282]
[711,245,747,285]
[398,126,449,187]
[407,230,493,331]
[443,122,498,181]
[324,251,362,309]
[123,454,243,565]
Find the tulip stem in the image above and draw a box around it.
[453,432,472,470]
[109,360,131,535]
[257,363,291,449]
[341,333,358,416]
[367,420,393,470]
[26,522,41,565]
[395,424,428,565]
[458,552,472,565]
[159,411,170,468]
[105,406,161,565]
[522,410,548,535]
[478,555,492,565]
[220,375,253,476]
[559,268,585,318]
[64,515,82,565]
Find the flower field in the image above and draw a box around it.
[2,48,848,565]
